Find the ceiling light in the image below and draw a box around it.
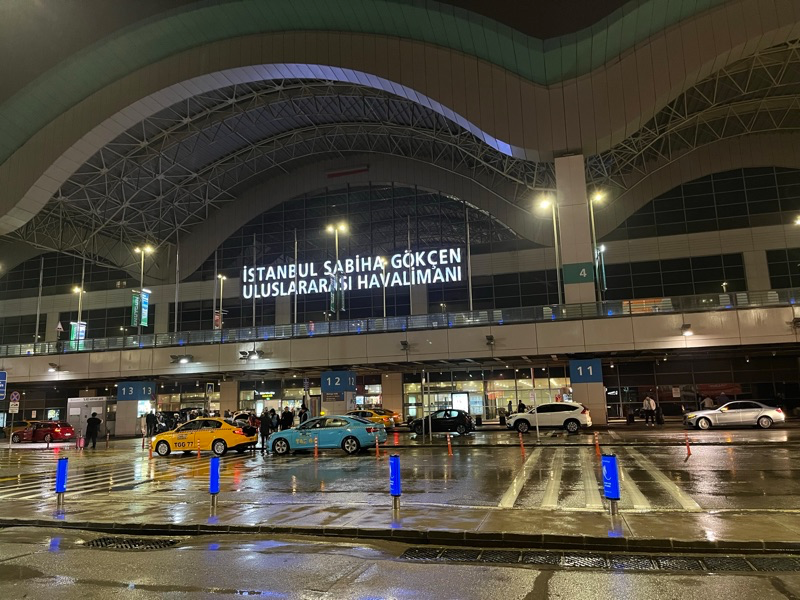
[47,362,60,373]
[171,354,194,364]
[681,324,693,336]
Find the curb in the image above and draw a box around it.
[0,517,797,555]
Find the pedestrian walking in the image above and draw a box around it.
[642,395,656,426]
[280,407,293,430]
[269,409,279,432]
[85,412,102,449]
[145,410,157,436]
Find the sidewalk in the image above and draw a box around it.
[2,496,798,554]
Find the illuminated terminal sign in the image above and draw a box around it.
[241,248,463,299]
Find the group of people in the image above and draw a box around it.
[257,404,310,451]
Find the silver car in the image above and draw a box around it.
[684,401,785,430]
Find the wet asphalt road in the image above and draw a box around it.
[1,527,798,599]
[1,427,799,514]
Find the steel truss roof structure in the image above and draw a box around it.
[4,40,800,273]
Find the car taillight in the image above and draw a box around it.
[233,428,245,435]
[54,428,61,432]
[776,408,783,413]
[581,405,589,414]
[366,427,378,433]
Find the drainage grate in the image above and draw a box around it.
[401,547,442,561]
[610,555,657,570]
[481,550,521,564]
[562,553,608,568]
[747,557,800,572]
[656,557,705,571]
[440,548,482,562]
[400,547,800,573]
[703,557,754,572]
[521,551,561,566]
[85,536,179,551]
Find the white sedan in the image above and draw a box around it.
[506,402,592,434]
[684,401,785,430]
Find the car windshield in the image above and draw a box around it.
[348,416,373,424]
[223,419,238,426]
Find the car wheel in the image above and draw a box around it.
[43,433,53,443]
[564,419,580,434]
[456,424,467,435]
[697,417,711,430]
[156,441,171,456]
[11,433,21,443]
[342,436,361,455]
[212,439,227,456]
[414,424,423,435]
[272,438,290,455]
[757,416,773,429]
[516,420,530,433]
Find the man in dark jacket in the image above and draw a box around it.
[145,411,157,436]
[259,410,271,453]
[280,407,294,430]
[85,412,102,450]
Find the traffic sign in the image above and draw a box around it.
[9,401,20,414]
[55,321,64,333]
[601,454,621,501]
[206,382,214,396]
[9,390,20,403]
[0,371,6,400]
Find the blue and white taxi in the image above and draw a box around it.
[268,415,387,455]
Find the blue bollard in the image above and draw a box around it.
[601,453,621,515]
[55,457,68,508]
[389,454,401,511]
[209,456,220,512]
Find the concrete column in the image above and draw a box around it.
[571,382,607,426]
[555,155,596,304]
[743,250,771,291]
[410,285,428,315]
[275,296,291,324]
[45,311,61,342]
[219,381,239,415]
[381,372,404,415]
[154,303,169,334]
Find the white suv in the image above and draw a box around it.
[506,402,592,434]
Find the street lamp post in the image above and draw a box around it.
[325,223,347,320]
[440,302,447,314]
[380,257,388,318]
[72,286,84,343]
[589,192,604,302]
[539,197,563,305]
[134,245,154,336]
[217,274,227,332]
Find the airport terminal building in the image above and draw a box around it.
[2,0,800,432]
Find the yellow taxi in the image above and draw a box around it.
[371,407,403,427]
[152,417,257,457]
[3,419,40,440]
[347,409,396,429]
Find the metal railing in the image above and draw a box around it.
[0,289,794,358]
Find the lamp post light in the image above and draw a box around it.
[134,245,154,336]
[721,281,728,294]
[217,274,227,331]
[325,222,348,320]
[589,191,606,301]
[539,196,563,305]
[440,302,447,314]
[72,286,85,344]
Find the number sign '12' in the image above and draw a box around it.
[320,371,356,393]
[568,359,603,384]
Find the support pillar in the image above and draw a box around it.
[381,372,404,415]
[153,302,169,334]
[219,381,239,416]
[555,155,596,304]
[570,382,607,426]
[743,250,770,291]
[45,312,61,342]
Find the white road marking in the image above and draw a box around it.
[541,448,564,510]
[497,448,542,508]
[580,448,604,510]
[618,465,651,511]
[626,447,702,512]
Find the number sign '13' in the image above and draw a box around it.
[320,371,357,393]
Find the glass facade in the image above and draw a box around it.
[0,314,46,345]
[0,252,133,300]
[766,248,800,289]
[604,254,746,300]
[604,167,800,241]
[58,305,157,340]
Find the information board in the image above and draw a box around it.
[117,381,156,401]
[320,371,356,393]
[0,371,6,400]
[568,359,603,384]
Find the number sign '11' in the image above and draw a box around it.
[320,371,357,393]
[568,359,604,384]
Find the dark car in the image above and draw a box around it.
[411,409,475,436]
[12,421,75,443]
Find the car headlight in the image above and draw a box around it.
[685,414,696,420]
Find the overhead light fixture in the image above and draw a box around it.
[485,335,495,346]
[170,354,194,364]
[681,324,693,336]
[48,362,60,373]
[239,350,266,361]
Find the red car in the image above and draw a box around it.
[12,421,75,443]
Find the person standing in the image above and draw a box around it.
[85,412,102,450]
[281,407,293,430]
[299,405,309,424]
[506,400,513,415]
[516,400,527,413]
[269,409,279,433]
[259,410,270,453]
[702,396,714,409]
[145,411,156,436]
[642,395,656,426]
